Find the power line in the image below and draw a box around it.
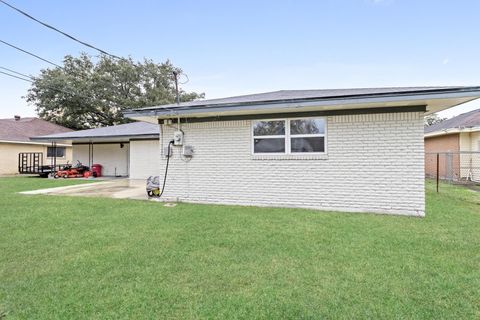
[0,70,31,82]
[0,0,123,60]
[1,64,183,120]
[0,66,34,79]
[0,65,106,104]
[0,39,62,68]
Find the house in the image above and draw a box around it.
[34,87,480,216]
[31,121,159,177]
[0,116,72,175]
[424,108,480,181]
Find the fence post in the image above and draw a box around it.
[436,153,439,192]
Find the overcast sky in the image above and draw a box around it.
[1,0,480,119]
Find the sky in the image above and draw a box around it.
[1,0,480,119]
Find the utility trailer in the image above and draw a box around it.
[18,152,67,178]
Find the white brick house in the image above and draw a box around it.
[152,112,425,215]
[34,87,480,216]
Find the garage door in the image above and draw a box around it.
[129,140,160,179]
[72,143,129,177]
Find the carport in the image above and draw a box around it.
[31,122,159,178]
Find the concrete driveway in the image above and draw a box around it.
[20,179,149,200]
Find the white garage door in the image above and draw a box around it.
[72,143,129,177]
[129,140,160,179]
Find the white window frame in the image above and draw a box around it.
[251,118,286,155]
[251,117,327,155]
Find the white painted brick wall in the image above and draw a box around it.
[73,143,129,177]
[153,112,425,216]
[130,140,162,179]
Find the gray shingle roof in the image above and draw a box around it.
[425,108,480,133]
[32,121,158,140]
[129,86,474,112]
[0,117,72,142]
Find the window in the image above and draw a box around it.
[252,118,326,154]
[47,146,66,158]
[253,120,286,153]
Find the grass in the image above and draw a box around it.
[0,177,479,319]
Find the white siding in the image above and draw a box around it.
[471,132,480,151]
[459,132,471,152]
[151,112,425,216]
[129,140,161,179]
[72,143,129,177]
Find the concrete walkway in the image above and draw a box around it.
[20,179,149,200]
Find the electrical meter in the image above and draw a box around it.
[173,131,184,146]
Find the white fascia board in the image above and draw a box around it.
[424,126,480,138]
[0,140,71,146]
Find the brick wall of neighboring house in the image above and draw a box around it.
[147,111,425,216]
[424,133,460,179]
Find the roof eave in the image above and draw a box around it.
[0,139,71,146]
[425,126,480,138]
[124,89,480,120]
[30,133,159,142]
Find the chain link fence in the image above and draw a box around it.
[425,152,480,187]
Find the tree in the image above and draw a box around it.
[424,113,447,127]
[26,53,204,130]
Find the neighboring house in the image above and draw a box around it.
[34,86,480,216]
[424,108,480,181]
[0,116,72,175]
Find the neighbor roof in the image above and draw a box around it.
[31,121,159,142]
[0,117,72,143]
[124,86,480,120]
[425,108,480,135]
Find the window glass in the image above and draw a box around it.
[254,138,285,153]
[252,118,326,154]
[47,147,66,157]
[253,120,285,136]
[291,137,325,153]
[290,119,325,135]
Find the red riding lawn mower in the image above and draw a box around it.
[54,160,92,179]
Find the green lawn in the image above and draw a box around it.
[1,177,479,319]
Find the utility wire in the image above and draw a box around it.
[178,73,189,85]
[1,65,182,121]
[0,66,35,79]
[0,0,191,83]
[0,66,108,104]
[0,0,123,60]
[0,70,31,82]
[0,39,62,68]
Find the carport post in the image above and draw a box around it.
[50,141,54,169]
[88,142,93,168]
[53,141,57,170]
[436,153,439,193]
